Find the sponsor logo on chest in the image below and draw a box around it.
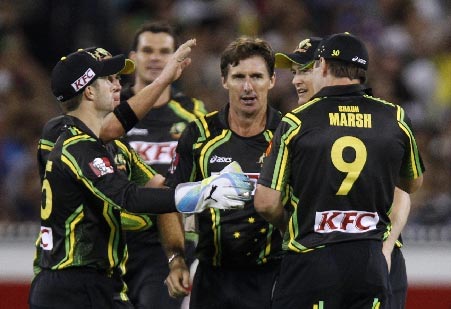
[130,141,178,164]
[209,155,232,163]
[314,210,379,233]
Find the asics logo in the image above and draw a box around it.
[210,155,232,163]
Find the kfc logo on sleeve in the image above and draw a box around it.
[314,210,379,233]
[89,157,114,177]
[40,226,53,250]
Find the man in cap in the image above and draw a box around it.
[255,32,424,308]
[275,36,413,308]
[275,37,322,105]
[34,44,191,308]
[29,46,253,308]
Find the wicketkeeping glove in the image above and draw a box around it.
[175,161,254,213]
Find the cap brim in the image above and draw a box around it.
[275,53,314,70]
[99,54,127,77]
[119,59,135,75]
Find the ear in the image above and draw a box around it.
[221,76,228,90]
[268,73,276,90]
[129,51,136,61]
[84,84,96,101]
[320,58,328,76]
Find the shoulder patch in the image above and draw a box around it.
[89,157,114,177]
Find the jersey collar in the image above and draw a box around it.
[312,84,370,99]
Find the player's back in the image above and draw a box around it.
[283,84,420,247]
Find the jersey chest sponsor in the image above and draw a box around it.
[129,141,177,164]
[314,210,379,233]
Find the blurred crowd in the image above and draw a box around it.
[0,0,450,228]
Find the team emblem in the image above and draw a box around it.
[89,157,114,177]
[169,122,187,139]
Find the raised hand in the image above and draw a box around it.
[157,38,196,85]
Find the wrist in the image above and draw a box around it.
[168,252,185,265]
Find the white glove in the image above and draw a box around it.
[175,161,254,214]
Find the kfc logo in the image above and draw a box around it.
[129,141,177,164]
[71,68,96,91]
[40,226,53,250]
[89,157,114,177]
[314,210,379,233]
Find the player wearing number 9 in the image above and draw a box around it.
[255,33,425,309]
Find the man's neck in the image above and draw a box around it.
[133,79,171,108]
[68,103,104,137]
[228,105,267,137]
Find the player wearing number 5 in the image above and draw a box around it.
[255,33,425,308]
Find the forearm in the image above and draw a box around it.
[99,80,168,142]
[254,184,287,232]
[384,187,411,252]
[158,213,185,259]
[100,39,196,142]
[124,185,177,214]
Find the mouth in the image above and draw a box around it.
[240,95,257,105]
[147,66,163,73]
[296,88,309,96]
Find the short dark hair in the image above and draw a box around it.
[317,59,367,84]
[131,21,178,51]
[61,93,83,112]
[220,36,275,78]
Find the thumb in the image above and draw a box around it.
[180,58,192,70]
[182,270,190,289]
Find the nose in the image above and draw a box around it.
[243,78,253,92]
[292,73,303,86]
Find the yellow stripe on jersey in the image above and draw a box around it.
[199,130,232,177]
[258,224,274,264]
[103,201,116,268]
[61,152,121,209]
[103,201,120,269]
[192,98,207,117]
[210,208,222,266]
[168,100,199,122]
[396,106,423,178]
[113,139,156,180]
[272,114,301,190]
[38,140,54,152]
[195,111,218,141]
[55,206,84,269]
[121,211,153,231]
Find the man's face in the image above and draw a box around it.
[131,31,175,85]
[291,63,314,105]
[93,76,117,113]
[111,74,121,107]
[222,55,275,117]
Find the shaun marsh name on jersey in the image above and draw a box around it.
[130,141,177,164]
[329,105,372,128]
[314,210,379,233]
